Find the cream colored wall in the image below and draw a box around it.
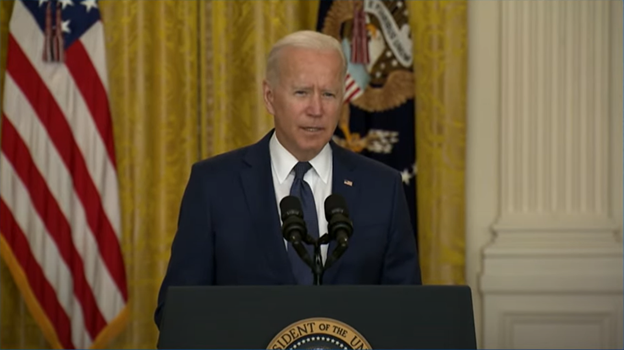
[466,1,501,346]
[611,0,623,242]
[466,1,623,348]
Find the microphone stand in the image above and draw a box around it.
[311,234,333,285]
[312,241,323,285]
[287,228,347,286]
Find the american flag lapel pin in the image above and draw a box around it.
[344,179,353,186]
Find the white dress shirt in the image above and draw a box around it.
[269,132,332,264]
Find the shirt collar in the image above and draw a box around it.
[269,132,332,184]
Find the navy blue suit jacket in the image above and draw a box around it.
[155,130,421,328]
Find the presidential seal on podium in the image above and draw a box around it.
[267,317,372,350]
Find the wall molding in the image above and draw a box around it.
[502,311,617,349]
[483,295,623,349]
[499,0,611,219]
[477,1,623,348]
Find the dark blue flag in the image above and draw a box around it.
[317,0,418,247]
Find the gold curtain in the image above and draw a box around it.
[0,0,466,348]
[99,1,202,348]
[408,1,468,284]
[201,1,319,157]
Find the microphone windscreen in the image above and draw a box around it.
[324,194,349,221]
[279,196,303,221]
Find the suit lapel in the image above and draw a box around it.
[324,142,359,284]
[240,131,295,284]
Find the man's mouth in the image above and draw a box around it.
[301,127,323,132]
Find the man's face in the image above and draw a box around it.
[263,47,344,161]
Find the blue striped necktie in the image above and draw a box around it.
[288,161,319,285]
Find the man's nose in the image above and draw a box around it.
[306,93,322,117]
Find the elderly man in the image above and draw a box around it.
[155,30,421,328]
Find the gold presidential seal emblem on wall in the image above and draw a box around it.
[267,317,372,349]
[320,0,415,154]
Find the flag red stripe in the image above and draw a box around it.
[1,116,107,338]
[7,34,128,301]
[65,41,117,168]
[346,88,361,102]
[0,199,75,349]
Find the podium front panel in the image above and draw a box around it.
[157,285,476,349]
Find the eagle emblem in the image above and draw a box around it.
[321,0,415,153]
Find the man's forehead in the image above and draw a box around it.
[279,51,342,72]
[271,46,345,88]
[284,70,342,85]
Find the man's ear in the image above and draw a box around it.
[262,80,275,115]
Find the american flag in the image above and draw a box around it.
[0,0,128,349]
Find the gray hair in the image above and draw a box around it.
[265,30,347,87]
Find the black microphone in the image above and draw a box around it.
[324,194,353,248]
[279,196,312,268]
